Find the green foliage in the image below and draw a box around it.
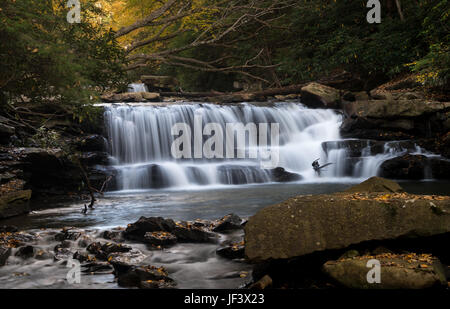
[409,0,450,88]
[0,0,128,119]
[142,0,449,91]
[32,127,62,149]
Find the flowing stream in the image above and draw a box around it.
[1,101,448,289]
[104,102,438,191]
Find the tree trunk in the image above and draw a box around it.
[395,0,405,21]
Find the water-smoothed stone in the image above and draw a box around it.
[322,253,446,289]
[117,265,174,288]
[216,242,245,260]
[244,178,450,263]
[54,228,84,242]
[108,249,147,274]
[173,222,217,243]
[15,245,35,259]
[87,242,132,260]
[270,167,303,183]
[0,246,11,266]
[124,217,176,241]
[102,229,125,242]
[212,214,243,233]
[144,232,177,248]
[81,262,114,275]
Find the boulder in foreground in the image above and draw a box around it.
[323,253,446,289]
[245,177,450,263]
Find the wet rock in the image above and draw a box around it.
[301,82,341,109]
[270,167,302,183]
[212,214,243,233]
[77,235,95,248]
[34,249,53,260]
[0,226,18,233]
[321,140,386,157]
[172,222,217,243]
[117,265,174,288]
[344,176,404,193]
[0,246,11,266]
[0,189,32,219]
[244,179,450,263]
[76,135,107,152]
[379,155,450,180]
[87,242,132,260]
[81,262,113,275]
[15,245,35,259]
[216,241,245,260]
[108,249,147,274]
[80,151,109,166]
[55,228,83,242]
[322,253,446,289]
[124,217,176,242]
[144,232,177,248]
[140,280,176,289]
[102,229,125,242]
[73,251,95,263]
[54,241,73,261]
[379,155,429,180]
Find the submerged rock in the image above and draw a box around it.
[270,167,303,183]
[117,265,175,288]
[244,179,450,263]
[322,253,446,289]
[0,246,11,266]
[15,245,35,259]
[87,242,132,260]
[216,241,245,260]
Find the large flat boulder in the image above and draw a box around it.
[244,179,450,263]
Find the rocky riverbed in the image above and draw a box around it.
[1,177,449,289]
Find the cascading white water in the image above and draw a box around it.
[104,102,433,190]
[128,83,148,93]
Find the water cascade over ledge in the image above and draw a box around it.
[104,103,436,191]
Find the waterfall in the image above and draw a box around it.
[103,103,434,191]
[128,83,148,93]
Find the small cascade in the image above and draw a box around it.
[104,103,438,190]
[127,83,148,93]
